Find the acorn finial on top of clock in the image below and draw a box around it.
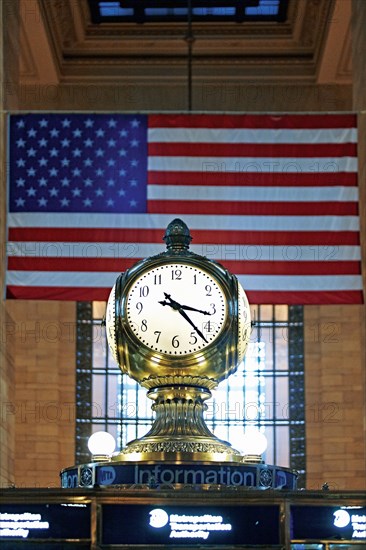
[163,218,192,251]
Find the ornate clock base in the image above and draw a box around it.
[112,385,242,463]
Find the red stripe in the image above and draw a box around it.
[8,257,361,276]
[147,171,358,186]
[246,290,364,304]
[149,114,357,129]
[148,142,357,158]
[148,201,358,216]
[6,286,363,304]
[8,227,360,246]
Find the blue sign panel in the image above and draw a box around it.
[291,505,366,541]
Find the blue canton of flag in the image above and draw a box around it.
[9,113,148,213]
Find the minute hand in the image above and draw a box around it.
[180,305,211,315]
[178,308,208,344]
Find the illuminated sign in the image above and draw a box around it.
[0,504,90,540]
[291,505,366,540]
[101,504,280,545]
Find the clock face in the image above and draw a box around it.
[125,263,228,356]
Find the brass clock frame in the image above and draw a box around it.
[106,219,251,463]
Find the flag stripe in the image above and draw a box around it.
[148,200,359,216]
[149,114,358,129]
[148,171,358,187]
[7,257,361,276]
[8,228,361,246]
[148,142,357,157]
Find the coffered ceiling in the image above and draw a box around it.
[18,0,352,86]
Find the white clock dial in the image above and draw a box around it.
[125,263,228,355]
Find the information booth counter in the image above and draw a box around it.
[0,488,365,549]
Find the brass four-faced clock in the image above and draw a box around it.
[105,219,251,462]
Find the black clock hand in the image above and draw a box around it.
[160,293,211,315]
[159,293,208,343]
[180,305,211,315]
[177,307,208,344]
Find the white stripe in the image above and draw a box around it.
[148,128,358,144]
[7,213,360,231]
[236,275,363,291]
[148,156,357,173]
[7,242,362,262]
[147,185,359,202]
[6,271,363,291]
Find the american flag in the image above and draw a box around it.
[6,112,363,304]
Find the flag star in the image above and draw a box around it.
[72,148,82,158]
[95,188,104,197]
[106,198,115,206]
[50,128,59,138]
[119,129,128,138]
[130,199,138,207]
[61,177,70,187]
[130,118,140,128]
[27,167,36,177]
[108,118,117,128]
[118,149,127,157]
[38,197,48,207]
[38,138,48,147]
[95,128,105,138]
[61,138,70,147]
[73,128,82,138]
[107,179,115,187]
[84,178,93,187]
[84,138,93,147]
[130,159,139,167]
[49,187,59,197]
[49,147,59,157]
[28,128,37,138]
[118,188,126,196]
[17,158,26,167]
[72,168,81,177]
[72,188,81,197]
[107,138,116,147]
[16,178,25,187]
[61,158,70,167]
[107,159,116,167]
[49,168,58,177]
[119,169,126,177]
[16,138,26,147]
[84,158,93,167]
[130,139,139,147]
[38,157,48,167]
[84,118,94,128]
[27,148,37,157]
[61,118,71,128]
[83,197,92,207]
[96,148,104,157]
[129,179,138,187]
[95,168,104,176]
[60,197,70,207]
[39,118,48,128]
[16,197,25,206]
[38,177,48,187]
[16,119,25,128]
[27,187,36,197]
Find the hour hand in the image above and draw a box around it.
[180,305,211,315]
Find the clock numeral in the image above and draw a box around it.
[205,284,212,296]
[141,319,148,332]
[189,332,198,345]
[203,320,212,333]
[172,335,180,348]
[139,285,149,298]
[154,330,161,343]
[171,269,182,280]
[210,303,216,314]
[136,302,143,314]
[193,274,197,284]
[154,274,162,285]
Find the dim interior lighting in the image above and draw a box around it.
[88,431,116,462]
[241,428,268,463]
